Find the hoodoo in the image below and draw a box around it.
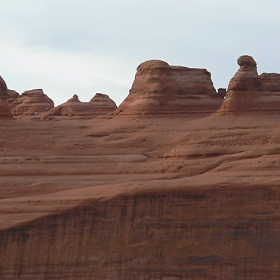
[114,59,223,115]
[218,55,280,113]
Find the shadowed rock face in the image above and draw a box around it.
[0,75,13,119]
[219,55,280,113]
[114,60,223,115]
[10,89,54,116]
[0,75,8,99]
[7,89,19,104]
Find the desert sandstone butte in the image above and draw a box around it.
[2,55,280,279]
[9,89,54,116]
[114,59,223,115]
[51,93,116,117]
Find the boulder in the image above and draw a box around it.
[114,60,223,115]
[10,89,54,116]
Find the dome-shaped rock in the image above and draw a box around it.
[113,59,223,115]
[89,93,117,114]
[52,94,116,117]
[10,89,54,116]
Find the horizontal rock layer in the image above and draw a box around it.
[114,60,223,115]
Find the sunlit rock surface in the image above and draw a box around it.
[10,89,54,116]
[1,56,280,279]
[114,60,223,115]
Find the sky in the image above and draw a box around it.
[1,0,280,106]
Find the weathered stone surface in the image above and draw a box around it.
[10,89,54,116]
[218,55,261,112]
[218,55,280,113]
[7,89,19,104]
[114,60,223,115]
[0,112,280,279]
[90,93,117,114]
[2,57,280,279]
[52,94,116,117]
[0,75,8,99]
[0,75,14,119]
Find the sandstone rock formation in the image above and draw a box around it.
[114,60,223,115]
[218,55,280,113]
[90,93,117,114]
[0,75,14,119]
[52,94,116,117]
[7,89,19,104]
[10,89,54,116]
[2,56,280,279]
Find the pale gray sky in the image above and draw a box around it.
[1,0,280,105]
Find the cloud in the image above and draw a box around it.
[1,1,280,105]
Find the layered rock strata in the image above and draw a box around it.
[53,94,117,116]
[219,55,280,113]
[114,60,223,115]
[90,93,117,114]
[10,89,54,116]
[7,89,19,104]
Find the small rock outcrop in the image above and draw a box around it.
[10,89,54,116]
[0,75,14,119]
[90,93,117,114]
[218,55,280,113]
[52,94,116,117]
[114,60,223,115]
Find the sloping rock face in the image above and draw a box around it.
[0,75,14,119]
[7,89,19,104]
[10,89,54,116]
[114,60,223,115]
[90,93,117,114]
[218,55,280,113]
